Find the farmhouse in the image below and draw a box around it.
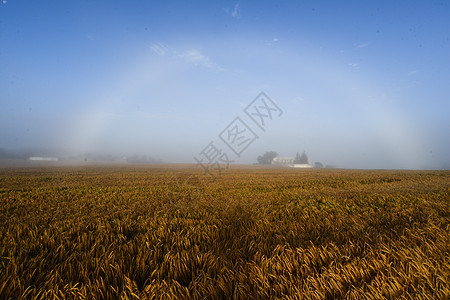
[272,157,293,166]
[271,152,313,168]
[292,163,313,168]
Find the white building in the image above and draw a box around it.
[292,163,312,168]
[272,157,293,166]
[272,155,313,168]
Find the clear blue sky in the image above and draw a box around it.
[1,1,449,169]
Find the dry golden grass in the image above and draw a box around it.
[0,165,449,299]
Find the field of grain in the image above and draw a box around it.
[0,165,448,299]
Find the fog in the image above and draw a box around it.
[1,2,449,169]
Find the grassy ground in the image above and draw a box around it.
[0,165,449,299]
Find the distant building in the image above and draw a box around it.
[272,157,293,166]
[272,153,313,168]
[292,163,312,168]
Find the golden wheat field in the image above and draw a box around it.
[0,165,449,299]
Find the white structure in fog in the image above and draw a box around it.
[292,163,312,168]
[272,157,293,166]
[272,152,313,168]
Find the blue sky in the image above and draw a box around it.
[1,1,449,169]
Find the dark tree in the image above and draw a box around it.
[294,152,302,163]
[257,151,278,164]
[294,151,309,164]
[314,162,324,168]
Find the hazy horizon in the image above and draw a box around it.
[1,1,449,170]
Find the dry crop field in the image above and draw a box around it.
[0,165,449,299]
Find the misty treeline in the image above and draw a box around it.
[257,151,279,165]
[0,148,57,159]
